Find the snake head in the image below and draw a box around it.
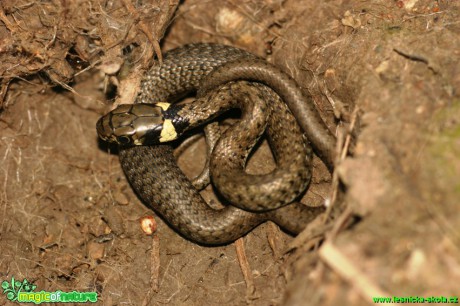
[96,103,174,146]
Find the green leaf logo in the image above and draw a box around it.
[1,277,36,301]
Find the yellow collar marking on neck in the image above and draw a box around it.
[159,119,177,142]
[156,102,171,111]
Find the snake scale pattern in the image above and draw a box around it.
[98,43,336,244]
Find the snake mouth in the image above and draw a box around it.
[96,115,114,142]
[96,117,105,139]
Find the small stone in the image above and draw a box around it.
[140,216,157,235]
[113,191,129,205]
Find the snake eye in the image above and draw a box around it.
[117,135,132,145]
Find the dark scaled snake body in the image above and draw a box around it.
[97,43,336,244]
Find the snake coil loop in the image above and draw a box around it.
[97,43,335,244]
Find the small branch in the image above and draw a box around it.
[393,48,428,64]
[319,242,401,305]
[235,238,258,300]
[142,234,161,306]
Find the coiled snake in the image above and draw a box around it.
[97,44,336,244]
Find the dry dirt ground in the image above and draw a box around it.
[1,0,459,305]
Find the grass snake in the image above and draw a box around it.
[97,43,336,244]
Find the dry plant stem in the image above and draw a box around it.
[317,106,395,304]
[266,222,284,258]
[319,242,401,306]
[153,1,181,49]
[235,238,257,298]
[286,219,334,252]
[114,1,179,109]
[150,234,161,292]
[340,106,360,160]
[121,0,159,63]
[324,105,360,221]
[0,9,15,31]
[142,234,161,306]
[329,207,353,240]
[121,0,180,63]
[0,80,11,109]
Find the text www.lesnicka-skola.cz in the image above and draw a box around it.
[373,296,458,303]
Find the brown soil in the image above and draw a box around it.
[1,0,459,305]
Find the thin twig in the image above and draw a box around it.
[235,238,258,300]
[142,234,161,306]
[319,242,401,305]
